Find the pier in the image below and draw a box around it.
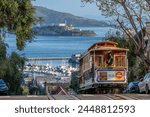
[27,57,70,61]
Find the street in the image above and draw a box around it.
[1,94,150,100]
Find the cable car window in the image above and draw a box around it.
[115,55,125,67]
[95,55,103,68]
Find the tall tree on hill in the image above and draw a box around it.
[82,0,150,70]
[37,17,44,27]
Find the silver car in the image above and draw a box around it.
[138,73,150,94]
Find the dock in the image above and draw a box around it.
[27,57,70,61]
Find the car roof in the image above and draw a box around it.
[128,81,139,86]
[130,81,139,83]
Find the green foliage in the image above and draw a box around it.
[0,39,26,94]
[0,0,36,50]
[29,86,38,95]
[10,52,26,71]
[70,71,80,93]
[0,0,35,95]
[137,62,147,78]
[0,37,7,60]
[21,85,29,95]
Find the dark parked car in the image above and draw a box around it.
[123,81,140,93]
[0,79,9,95]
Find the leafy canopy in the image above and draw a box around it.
[0,0,35,50]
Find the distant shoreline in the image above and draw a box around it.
[33,24,97,36]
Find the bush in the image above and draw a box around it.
[21,85,29,95]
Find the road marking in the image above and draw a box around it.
[70,95,79,100]
[102,95,114,100]
[124,95,139,100]
[114,94,138,100]
[82,94,95,97]
[27,95,38,97]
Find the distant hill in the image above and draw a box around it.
[34,6,110,27]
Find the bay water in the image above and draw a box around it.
[5,27,115,65]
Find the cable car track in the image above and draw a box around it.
[0,94,149,100]
[48,95,79,100]
[105,94,138,100]
[47,94,140,100]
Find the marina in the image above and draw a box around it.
[24,63,78,77]
[23,63,76,95]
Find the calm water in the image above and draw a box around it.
[6,27,115,58]
[5,27,115,65]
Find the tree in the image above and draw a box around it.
[70,71,80,93]
[0,38,27,94]
[0,0,36,94]
[0,37,7,61]
[37,17,45,27]
[21,85,29,95]
[0,48,26,94]
[82,0,150,70]
[0,0,35,50]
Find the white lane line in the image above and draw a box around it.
[82,94,95,97]
[27,95,38,97]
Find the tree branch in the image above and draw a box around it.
[116,16,139,49]
[121,1,141,43]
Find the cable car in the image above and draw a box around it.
[79,41,129,93]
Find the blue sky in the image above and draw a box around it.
[32,0,107,20]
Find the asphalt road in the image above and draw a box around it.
[0,94,150,100]
[0,96,49,100]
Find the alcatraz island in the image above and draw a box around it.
[33,23,96,36]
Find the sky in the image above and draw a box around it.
[32,0,107,20]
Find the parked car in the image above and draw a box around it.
[123,81,140,93]
[138,73,150,94]
[0,79,9,95]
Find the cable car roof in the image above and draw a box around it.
[88,41,119,51]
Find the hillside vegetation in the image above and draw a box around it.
[35,6,110,27]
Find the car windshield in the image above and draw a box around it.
[128,81,139,88]
[144,73,150,80]
[148,73,150,79]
